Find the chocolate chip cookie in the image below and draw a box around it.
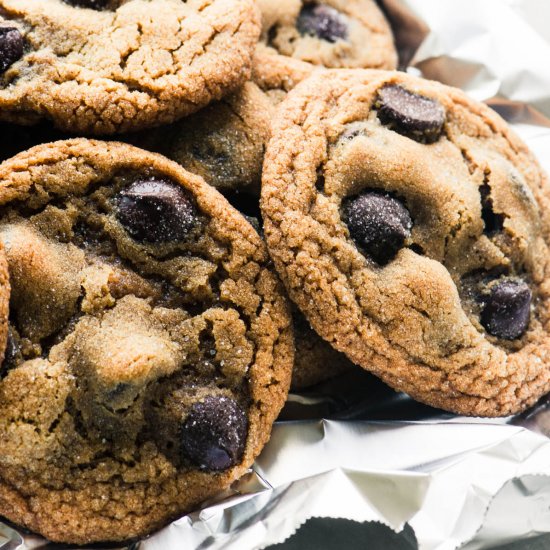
[252,44,317,105]
[133,81,275,194]
[0,0,260,134]
[261,69,550,416]
[0,139,293,543]
[217,197,353,389]
[291,308,353,389]
[258,0,397,70]
[0,245,8,370]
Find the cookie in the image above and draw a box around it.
[261,69,550,416]
[291,308,353,389]
[252,44,317,104]
[257,0,397,70]
[128,45,315,193]
[0,244,9,369]
[0,0,260,134]
[219,201,353,390]
[133,81,274,193]
[0,139,293,543]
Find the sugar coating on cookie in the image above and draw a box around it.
[252,44,318,104]
[217,201,354,390]
[261,69,550,416]
[0,139,293,543]
[257,0,397,69]
[0,0,260,134]
[133,82,275,193]
[291,308,353,389]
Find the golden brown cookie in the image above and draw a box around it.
[261,69,550,417]
[0,0,260,134]
[257,0,397,70]
[133,81,275,193]
[291,308,353,389]
[252,44,318,105]
[215,203,353,390]
[0,139,293,544]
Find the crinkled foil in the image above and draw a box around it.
[5,1,550,548]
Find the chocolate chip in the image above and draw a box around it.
[0,28,24,74]
[180,396,248,471]
[375,85,446,143]
[479,183,504,235]
[297,4,348,43]
[116,178,197,243]
[343,192,412,264]
[480,280,531,340]
[63,0,110,9]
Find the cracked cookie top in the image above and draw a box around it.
[0,139,293,544]
[261,70,550,417]
[257,0,397,70]
[132,49,317,194]
[216,197,354,390]
[0,0,260,134]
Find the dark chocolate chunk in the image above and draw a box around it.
[180,396,248,471]
[343,192,412,264]
[479,183,505,235]
[116,178,197,243]
[376,85,446,143]
[0,28,24,74]
[480,280,531,340]
[63,0,110,9]
[297,4,348,44]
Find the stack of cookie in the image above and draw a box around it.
[0,0,548,545]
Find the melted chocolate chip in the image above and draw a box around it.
[0,28,24,74]
[479,183,504,235]
[180,396,248,471]
[480,280,531,340]
[297,4,348,43]
[116,178,197,243]
[63,0,110,9]
[376,85,446,143]
[343,192,412,264]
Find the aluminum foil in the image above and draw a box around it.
[4,0,550,548]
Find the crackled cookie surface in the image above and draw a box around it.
[134,81,275,193]
[261,70,550,416]
[0,0,260,134]
[0,139,293,544]
[257,0,397,70]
